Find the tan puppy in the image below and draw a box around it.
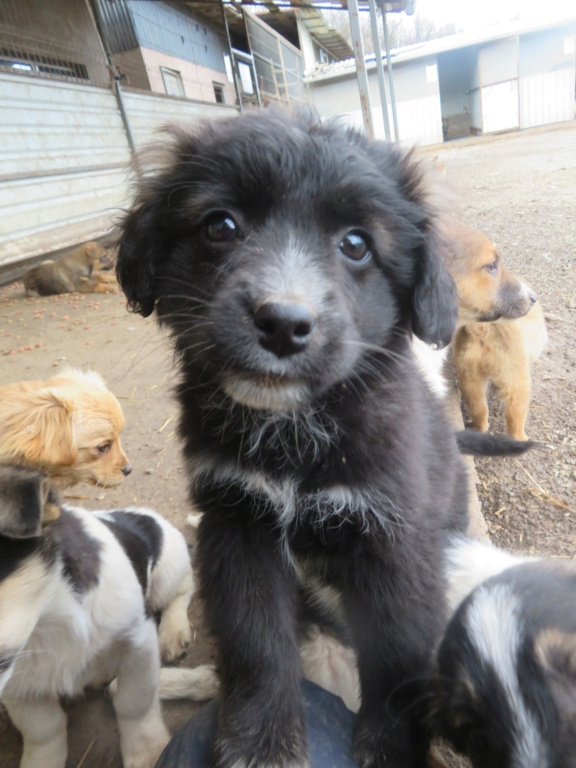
[444,221,547,440]
[0,369,132,489]
[23,241,117,297]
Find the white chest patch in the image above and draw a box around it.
[189,454,403,536]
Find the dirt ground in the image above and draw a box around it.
[0,120,575,767]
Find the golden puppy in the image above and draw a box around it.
[444,221,548,440]
[0,369,132,489]
[23,241,117,297]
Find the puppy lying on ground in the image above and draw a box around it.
[429,536,576,768]
[445,221,548,439]
[0,463,217,768]
[22,241,117,297]
[116,110,531,768]
[0,368,132,489]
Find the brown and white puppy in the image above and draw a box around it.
[0,463,211,768]
[0,368,132,489]
[443,221,548,440]
[23,241,117,297]
[444,221,537,326]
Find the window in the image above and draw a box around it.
[160,66,184,97]
[237,61,254,95]
[213,83,225,104]
[0,49,89,82]
[224,53,233,83]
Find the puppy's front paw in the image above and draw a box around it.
[212,746,309,768]
[158,612,192,662]
[212,703,309,768]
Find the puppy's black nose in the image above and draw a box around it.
[122,463,132,477]
[529,290,538,306]
[253,302,315,358]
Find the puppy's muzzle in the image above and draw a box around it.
[253,301,316,358]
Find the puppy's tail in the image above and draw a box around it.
[456,430,536,456]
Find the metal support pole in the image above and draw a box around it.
[347,0,374,138]
[219,0,244,113]
[241,7,263,107]
[86,0,139,160]
[114,77,138,155]
[367,0,391,141]
[380,0,399,142]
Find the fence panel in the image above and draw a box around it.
[0,73,131,268]
[121,89,235,149]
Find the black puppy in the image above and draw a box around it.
[117,110,527,768]
[430,539,576,768]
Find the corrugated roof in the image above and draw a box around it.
[182,2,414,62]
[258,5,354,61]
[305,15,576,81]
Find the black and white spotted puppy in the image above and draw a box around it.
[0,464,195,768]
[430,536,576,768]
[298,536,576,768]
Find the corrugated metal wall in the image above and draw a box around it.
[0,74,130,268]
[479,38,520,134]
[0,0,238,274]
[306,56,443,147]
[0,72,235,271]
[519,28,576,129]
[121,89,236,149]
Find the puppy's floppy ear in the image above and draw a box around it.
[116,128,193,318]
[0,464,45,538]
[0,388,77,468]
[411,231,458,348]
[84,242,105,263]
[535,627,576,722]
[364,140,458,348]
[116,204,161,317]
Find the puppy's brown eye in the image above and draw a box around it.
[97,442,112,455]
[483,259,498,274]
[340,232,371,263]
[204,213,238,243]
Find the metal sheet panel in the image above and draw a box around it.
[395,94,443,146]
[519,28,576,78]
[478,38,519,134]
[520,68,576,128]
[518,29,575,129]
[0,73,131,267]
[481,80,520,133]
[478,39,518,86]
[120,89,236,149]
[0,73,236,270]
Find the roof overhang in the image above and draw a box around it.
[183,2,415,61]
